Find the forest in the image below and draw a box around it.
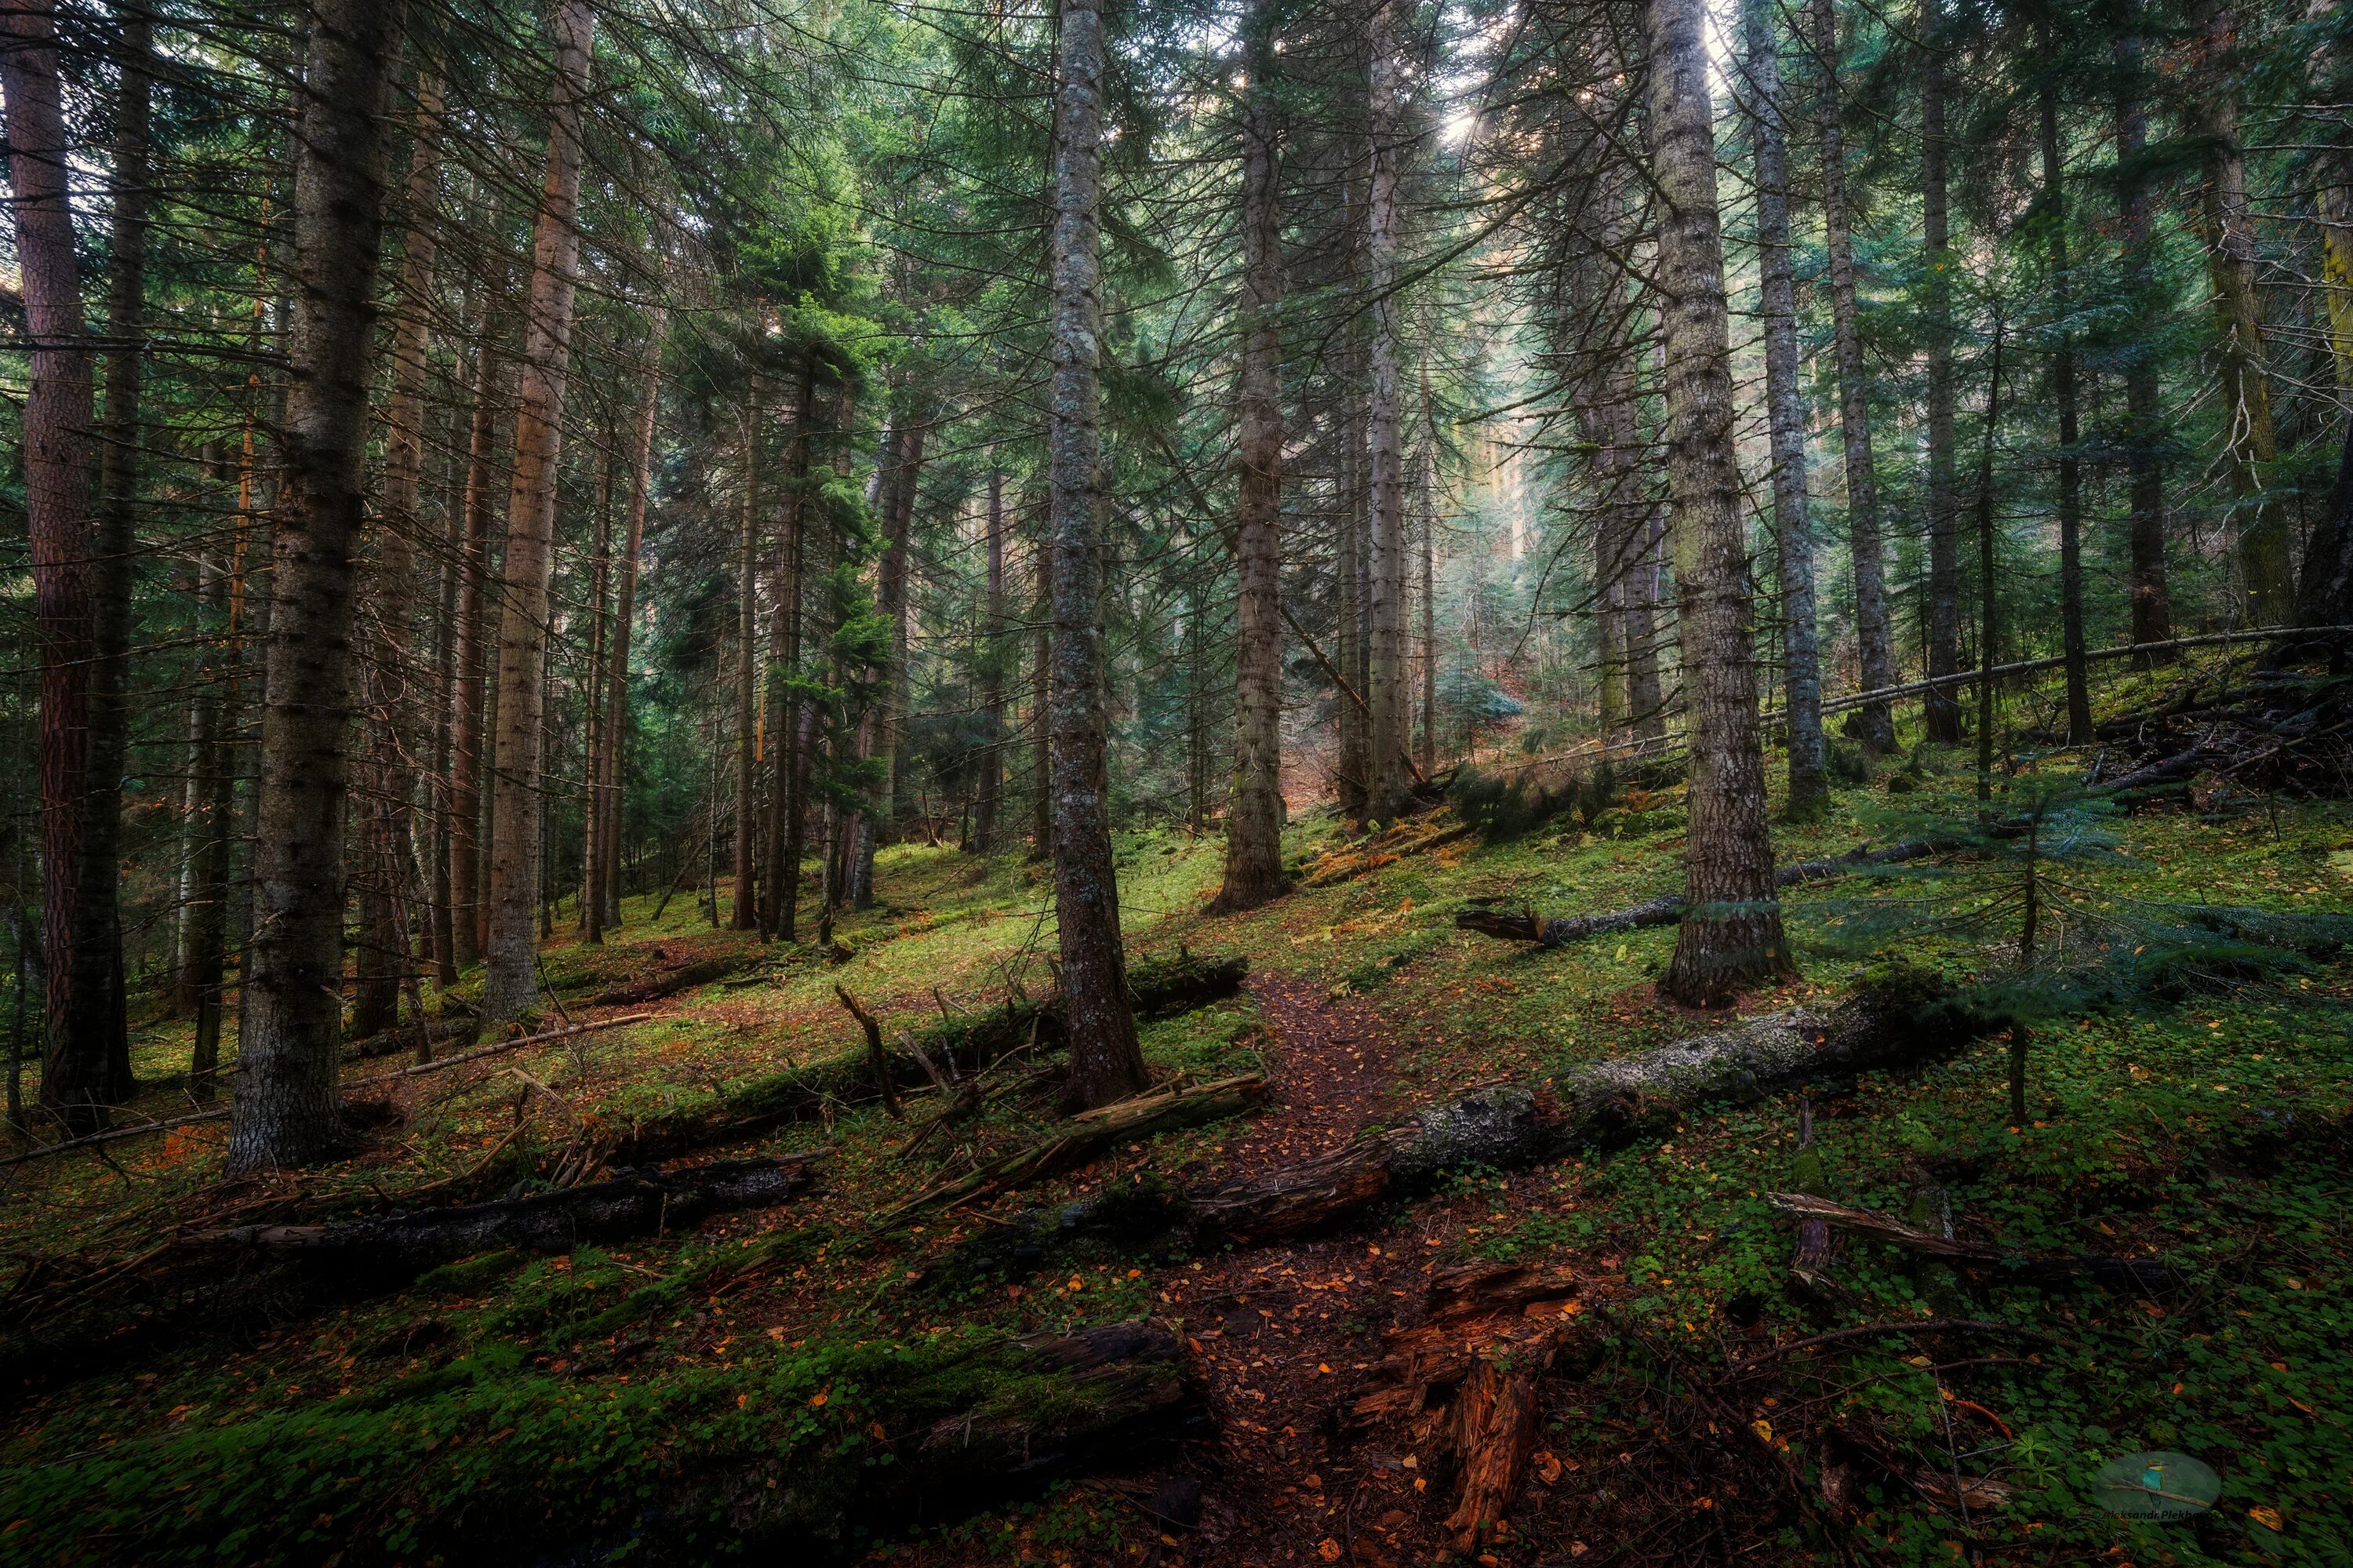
[2,0,2351,1560]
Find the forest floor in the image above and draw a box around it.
[3,696,2351,1566]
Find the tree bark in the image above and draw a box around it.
[482,0,598,1024]
[760,351,816,939]
[2195,0,2295,626]
[859,412,926,908]
[2115,27,2173,657]
[353,71,445,1035]
[598,308,664,929]
[2041,67,2093,744]
[731,391,765,930]
[1364,0,1409,817]
[2281,417,2353,670]
[1215,13,1289,913]
[1805,0,1896,753]
[579,438,616,944]
[82,5,155,1102]
[1743,0,1829,814]
[227,0,409,1170]
[1046,0,1149,1108]
[1646,0,1791,1006]
[972,465,1007,854]
[5,0,106,1131]
[449,313,503,973]
[1920,2,1963,745]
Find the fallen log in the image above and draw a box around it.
[1457,841,1942,948]
[221,1153,823,1279]
[609,951,1249,1162]
[1766,1193,2181,1290]
[889,1074,1269,1218]
[951,968,1982,1274]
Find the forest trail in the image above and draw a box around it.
[1159,970,1489,1564]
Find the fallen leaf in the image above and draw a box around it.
[2249,1505,2284,1532]
[1318,1539,1344,1562]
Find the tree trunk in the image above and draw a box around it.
[227,0,409,1170]
[860,413,926,908]
[1046,0,1148,1109]
[1338,370,1369,818]
[1031,512,1053,853]
[5,0,105,1132]
[2195,0,2296,626]
[2282,417,2353,669]
[82,7,155,1102]
[1919,2,1963,746]
[597,307,664,930]
[1216,15,1289,913]
[2041,69,2093,744]
[449,313,502,973]
[1805,0,1895,753]
[1646,0,1791,1006]
[482,0,597,1025]
[2115,28,2173,657]
[1364,0,1409,817]
[1743,0,1829,814]
[579,438,616,944]
[973,465,1007,853]
[760,351,816,940]
[731,390,765,930]
[354,71,445,1035]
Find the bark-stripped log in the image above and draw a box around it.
[1767,1193,2180,1290]
[1455,841,1940,948]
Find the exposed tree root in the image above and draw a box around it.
[1455,841,1943,948]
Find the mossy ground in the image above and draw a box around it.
[3,696,2349,1566]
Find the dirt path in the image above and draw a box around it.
[1162,971,1469,1567]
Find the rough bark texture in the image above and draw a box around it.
[2196,0,2296,626]
[353,72,446,1035]
[1806,0,1895,753]
[761,354,816,938]
[5,0,105,1130]
[973,467,1007,853]
[1743,0,1828,813]
[226,1155,821,1282]
[1046,0,1150,1109]
[860,413,926,908]
[1646,0,1791,1005]
[2115,31,2173,656]
[732,391,765,930]
[2281,420,2353,671]
[2042,73,2094,744]
[595,315,661,928]
[482,0,597,1024]
[1920,5,1963,745]
[1215,16,1289,914]
[1364,0,1409,817]
[449,326,503,972]
[228,0,409,1170]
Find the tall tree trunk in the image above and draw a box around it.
[2286,416,2353,669]
[1216,15,1289,912]
[482,0,598,1025]
[5,0,105,1131]
[1919,0,1963,745]
[731,391,764,930]
[1031,513,1053,854]
[1419,387,1438,774]
[580,438,616,944]
[1805,0,1896,753]
[1337,377,1368,817]
[227,0,409,1169]
[759,352,816,940]
[82,5,155,1101]
[1644,0,1792,1006]
[595,307,663,930]
[449,316,502,972]
[354,71,444,1035]
[1047,0,1148,1108]
[2040,65,2093,744]
[184,544,237,1102]
[858,414,926,909]
[1742,0,1828,815]
[1364,0,1409,816]
[973,465,1008,854]
[2194,0,2295,625]
[2115,25,2173,657]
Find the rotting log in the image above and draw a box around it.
[609,951,1249,1162]
[1457,841,1941,948]
[1767,1192,2181,1290]
[220,1153,823,1279]
[890,1074,1268,1217]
